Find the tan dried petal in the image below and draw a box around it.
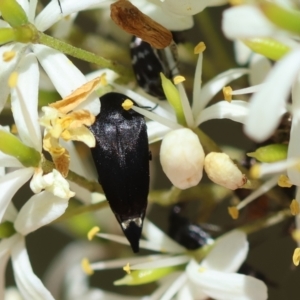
[110,0,172,49]
[67,110,96,128]
[53,148,70,178]
[50,76,103,113]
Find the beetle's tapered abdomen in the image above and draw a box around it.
[89,92,150,253]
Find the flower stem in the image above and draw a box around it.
[239,209,292,235]
[54,199,108,223]
[38,32,134,81]
[42,158,103,194]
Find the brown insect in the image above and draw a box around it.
[110,0,172,49]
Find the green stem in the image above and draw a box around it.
[38,32,134,81]
[54,200,108,223]
[42,158,103,194]
[238,208,292,235]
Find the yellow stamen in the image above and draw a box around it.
[249,164,261,179]
[278,174,292,188]
[223,86,232,102]
[292,229,300,242]
[8,72,18,88]
[122,99,133,110]
[81,258,94,275]
[228,206,239,219]
[290,199,300,216]
[100,73,108,86]
[293,248,300,266]
[173,75,185,85]
[198,267,206,273]
[3,51,16,62]
[123,263,131,274]
[194,42,206,54]
[11,124,18,134]
[87,226,100,241]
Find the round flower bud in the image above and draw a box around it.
[160,128,205,189]
[204,152,247,190]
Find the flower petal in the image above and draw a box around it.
[91,255,170,271]
[186,260,267,300]
[196,100,249,126]
[142,219,185,253]
[11,53,41,151]
[14,191,69,235]
[146,121,172,144]
[287,73,300,185]
[131,255,190,270]
[34,0,108,32]
[201,231,248,273]
[159,272,187,300]
[30,169,75,199]
[160,0,209,16]
[130,0,194,30]
[0,151,23,168]
[11,235,55,300]
[0,168,33,222]
[222,5,277,40]
[195,68,249,115]
[0,236,16,300]
[3,202,18,223]
[31,45,86,98]
[0,44,23,112]
[249,54,272,86]
[245,48,300,142]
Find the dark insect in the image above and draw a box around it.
[130,36,178,100]
[168,205,213,250]
[169,205,274,286]
[89,92,150,253]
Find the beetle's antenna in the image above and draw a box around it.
[57,0,62,13]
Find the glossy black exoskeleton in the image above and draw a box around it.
[168,205,213,250]
[130,36,178,100]
[89,92,150,253]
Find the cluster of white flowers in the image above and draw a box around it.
[1,0,299,299]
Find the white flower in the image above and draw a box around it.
[111,42,251,188]
[44,241,145,300]
[0,193,71,300]
[0,125,74,223]
[0,0,101,116]
[86,220,267,300]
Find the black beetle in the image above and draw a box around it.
[89,92,150,253]
[130,36,178,100]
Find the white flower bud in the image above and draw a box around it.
[160,128,205,189]
[204,152,247,190]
